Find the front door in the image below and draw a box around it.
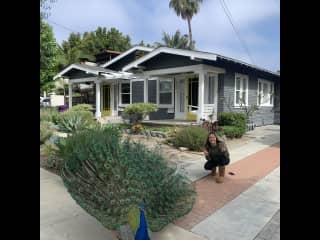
[175,75,199,120]
[175,77,186,119]
[102,84,111,116]
[186,77,198,120]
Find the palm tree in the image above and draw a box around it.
[156,30,191,49]
[169,0,203,48]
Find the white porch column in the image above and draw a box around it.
[68,83,72,108]
[197,71,205,123]
[95,81,102,118]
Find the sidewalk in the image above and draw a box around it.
[40,125,280,240]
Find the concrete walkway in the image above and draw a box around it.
[40,125,280,240]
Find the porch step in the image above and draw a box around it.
[98,116,124,124]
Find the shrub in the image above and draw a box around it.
[218,112,247,128]
[220,126,245,138]
[42,140,64,171]
[57,126,195,232]
[171,127,208,151]
[69,104,93,112]
[218,112,246,137]
[57,110,95,134]
[123,103,158,123]
[40,121,53,144]
[40,107,59,124]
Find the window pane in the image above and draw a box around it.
[236,91,240,104]
[160,92,172,104]
[121,94,130,104]
[270,83,274,104]
[160,80,172,92]
[236,77,241,90]
[259,82,261,92]
[263,83,268,104]
[242,78,247,91]
[121,83,130,94]
[242,91,246,104]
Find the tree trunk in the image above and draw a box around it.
[187,17,192,48]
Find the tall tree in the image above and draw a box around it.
[40,19,59,93]
[169,0,203,48]
[40,0,56,20]
[156,30,191,49]
[58,27,132,68]
[40,0,59,93]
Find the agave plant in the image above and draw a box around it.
[57,110,95,134]
[57,125,195,232]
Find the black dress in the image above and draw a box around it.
[204,143,230,170]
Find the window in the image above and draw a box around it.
[234,73,248,106]
[257,79,274,106]
[158,78,173,106]
[120,82,131,104]
[204,73,216,104]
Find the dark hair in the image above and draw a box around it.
[204,132,221,150]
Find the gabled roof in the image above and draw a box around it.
[122,46,280,77]
[53,63,133,80]
[216,55,280,77]
[101,46,154,68]
[122,47,218,71]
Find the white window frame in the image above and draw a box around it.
[234,73,249,107]
[257,79,274,106]
[119,80,131,106]
[157,77,174,108]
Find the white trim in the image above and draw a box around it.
[68,83,72,108]
[95,82,101,118]
[142,64,225,77]
[53,64,134,81]
[218,55,280,77]
[101,46,154,68]
[234,73,249,107]
[68,77,97,84]
[197,71,205,123]
[144,78,148,103]
[157,77,174,108]
[257,78,274,107]
[122,47,218,71]
[131,79,145,82]
[54,64,101,80]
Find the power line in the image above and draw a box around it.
[46,19,80,33]
[218,0,255,64]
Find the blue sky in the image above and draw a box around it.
[45,0,280,71]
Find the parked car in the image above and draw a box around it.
[40,97,51,107]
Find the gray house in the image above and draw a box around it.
[54,46,280,126]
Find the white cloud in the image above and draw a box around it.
[47,0,279,71]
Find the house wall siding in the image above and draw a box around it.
[132,81,144,103]
[219,67,280,126]
[143,53,199,70]
[217,73,225,114]
[273,80,280,124]
[149,108,174,120]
